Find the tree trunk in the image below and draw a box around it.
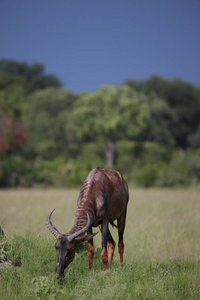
[105,140,115,167]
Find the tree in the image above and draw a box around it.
[146,94,177,146]
[125,76,200,148]
[73,85,150,167]
[23,87,77,159]
[0,111,28,154]
[0,60,61,94]
[0,71,28,154]
[188,124,200,148]
[0,72,25,120]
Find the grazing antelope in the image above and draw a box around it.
[46,167,129,278]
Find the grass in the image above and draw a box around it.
[0,188,200,299]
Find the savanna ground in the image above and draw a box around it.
[0,188,200,299]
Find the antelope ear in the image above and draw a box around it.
[74,232,98,245]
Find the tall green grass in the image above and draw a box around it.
[0,188,200,299]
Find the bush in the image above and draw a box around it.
[115,141,137,178]
[184,150,200,185]
[131,162,164,187]
[116,141,173,187]
[1,143,200,188]
[30,156,66,187]
[65,155,104,186]
[155,152,189,187]
[0,155,31,187]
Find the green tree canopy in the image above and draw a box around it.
[0,72,25,120]
[73,85,151,166]
[0,60,61,95]
[23,87,77,159]
[125,76,200,148]
[146,94,177,147]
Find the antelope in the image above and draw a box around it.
[46,167,129,278]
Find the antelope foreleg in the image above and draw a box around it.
[101,247,108,270]
[107,241,116,266]
[101,219,109,270]
[117,209,127,266]
[118,240,124,266]
[88,243,95,271]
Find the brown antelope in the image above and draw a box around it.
[46,167,129,278]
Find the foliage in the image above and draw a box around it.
[1,59,200,188]
[0,155,30,187]
[23,87,77,159]
[0,59,61,95]
[156,150,200,187]
[72,85,150,166]
[147,95,177,146]
[0,236,22,266]
[0,73,25,120]
[73,85,150,141]
[116,141,171,186]
[126,76,200,149]
[0,114,28,154]
[0,150,104,188]
[188,123,200,148]
[65,154,104,186]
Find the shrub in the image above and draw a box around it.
[0,155,30,187]
[155,152,189,187]
[65,154,104,186]
[184,150,200,185]
[116,141,173,187]
[30,156,66,187]
[132,162,163,187]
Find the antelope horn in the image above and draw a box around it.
[46,209,61,239]
[68,213,91,243]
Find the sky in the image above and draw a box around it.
[0,0,200,93]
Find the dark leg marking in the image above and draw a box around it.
[100,219,109,270]
[117,208,127,266]
[107,229,116,266]
[87,227,95,271]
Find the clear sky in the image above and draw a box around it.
[0,0,200,93]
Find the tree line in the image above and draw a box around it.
[0,59,200,188]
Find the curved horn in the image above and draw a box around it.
[68,213,91,243]
[46,209,61,239]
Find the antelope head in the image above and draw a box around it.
[46,209,95,278]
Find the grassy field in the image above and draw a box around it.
[0,188,200,299]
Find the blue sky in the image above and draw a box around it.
[0,0,200,93]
